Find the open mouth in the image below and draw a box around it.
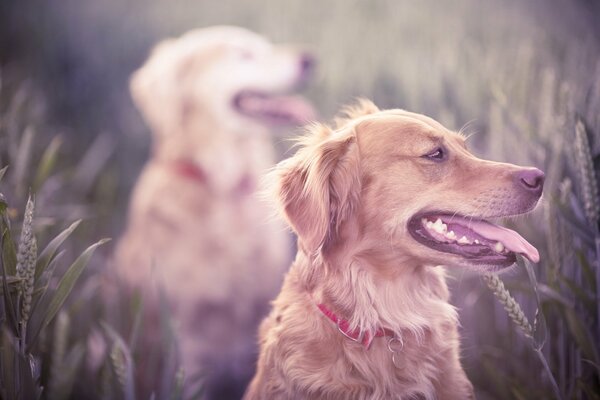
[233,90,316,126]
[408,213,539,267]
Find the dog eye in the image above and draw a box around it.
[424,147,446,161]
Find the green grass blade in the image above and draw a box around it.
[0,192,7,216]
[41,237,109,325]
[557,272,596,311]
[28,238,109,350]
[563,307,599,366]
[0,166,8,183]
[26,250,63,336]
[2,228,18,276]
[35,219,81,280]
[32,135,62,193]
[127,288,144,353]
[575,250,596,293]
[1,251,19,334]
[1,328,18,400]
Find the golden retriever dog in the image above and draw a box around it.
[245,100,543,400]
[115,26,315,398]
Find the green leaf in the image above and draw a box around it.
[32,135,62,193]
[509,386,529,400]
[47,342,85,400]
[35,219,81,280]
[2,228,17,276]
[0,254,19,334]
[0,192,7,215]
[563,307,599,365]
[535,283,575,308]
[28,251,64,328]
[34,250,63,292]
[0,328,18,400]
[0,328,42,399]
[557,272,595,311]
[0,165,9,183]
[0,276,24,295]
[575,250,596,293]
[555,201,594,246]
[576,378,600,400]
[28,238,110,350]
[127,288,144,353]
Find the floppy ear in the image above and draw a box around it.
[275,124,362,254]
[129,38,194,137]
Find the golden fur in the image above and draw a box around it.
[115,26,314,397]
[246,100,543,399]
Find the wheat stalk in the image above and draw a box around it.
[573,117,599,228]
[484,271,564,399]
[110,342,127,395]
[483,273,533,338]
[16,195,37,325]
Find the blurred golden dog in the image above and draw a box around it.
[115,26,315,398]
[245,100,543,399]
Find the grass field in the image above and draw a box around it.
[0,0,599,398]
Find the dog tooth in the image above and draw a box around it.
[474,239,480,244]
[433,225,447,234]
[494,242,504,253]
[446,231,456,240]
[457,236,470,244]
[421,218,428,226]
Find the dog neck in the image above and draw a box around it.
[301,242,457,344]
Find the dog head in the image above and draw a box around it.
[130,26,316,138]
[275,100,543,273]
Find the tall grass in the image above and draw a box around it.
[0,0,598,398]
[0,78,190,399]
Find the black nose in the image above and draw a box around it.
[299,53,315,75]
[516,168,545,195]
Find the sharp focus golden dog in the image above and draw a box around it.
[245,100,543,400]
[114,26,315,398]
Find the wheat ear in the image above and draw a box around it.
[574,117,599,227]
[16,195,36,324]
[483,273,533,338]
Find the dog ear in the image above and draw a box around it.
[333,98,380,128]
[275,124,361,254]
[130,38,193,137]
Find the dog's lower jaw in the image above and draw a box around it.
[245,259,474,400]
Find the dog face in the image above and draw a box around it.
[130,26,315,136]
[276,100,542,272]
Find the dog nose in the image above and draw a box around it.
[516,168,545,195]
[299,53,315,75]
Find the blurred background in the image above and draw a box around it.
[1,0,599,398]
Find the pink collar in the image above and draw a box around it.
[317,303,394,348]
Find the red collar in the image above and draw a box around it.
[168,160,255,197]
[317,303,394,349]
[170,160,209,183]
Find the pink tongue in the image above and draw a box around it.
[468,220,539,263]
[240,94,316,125]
